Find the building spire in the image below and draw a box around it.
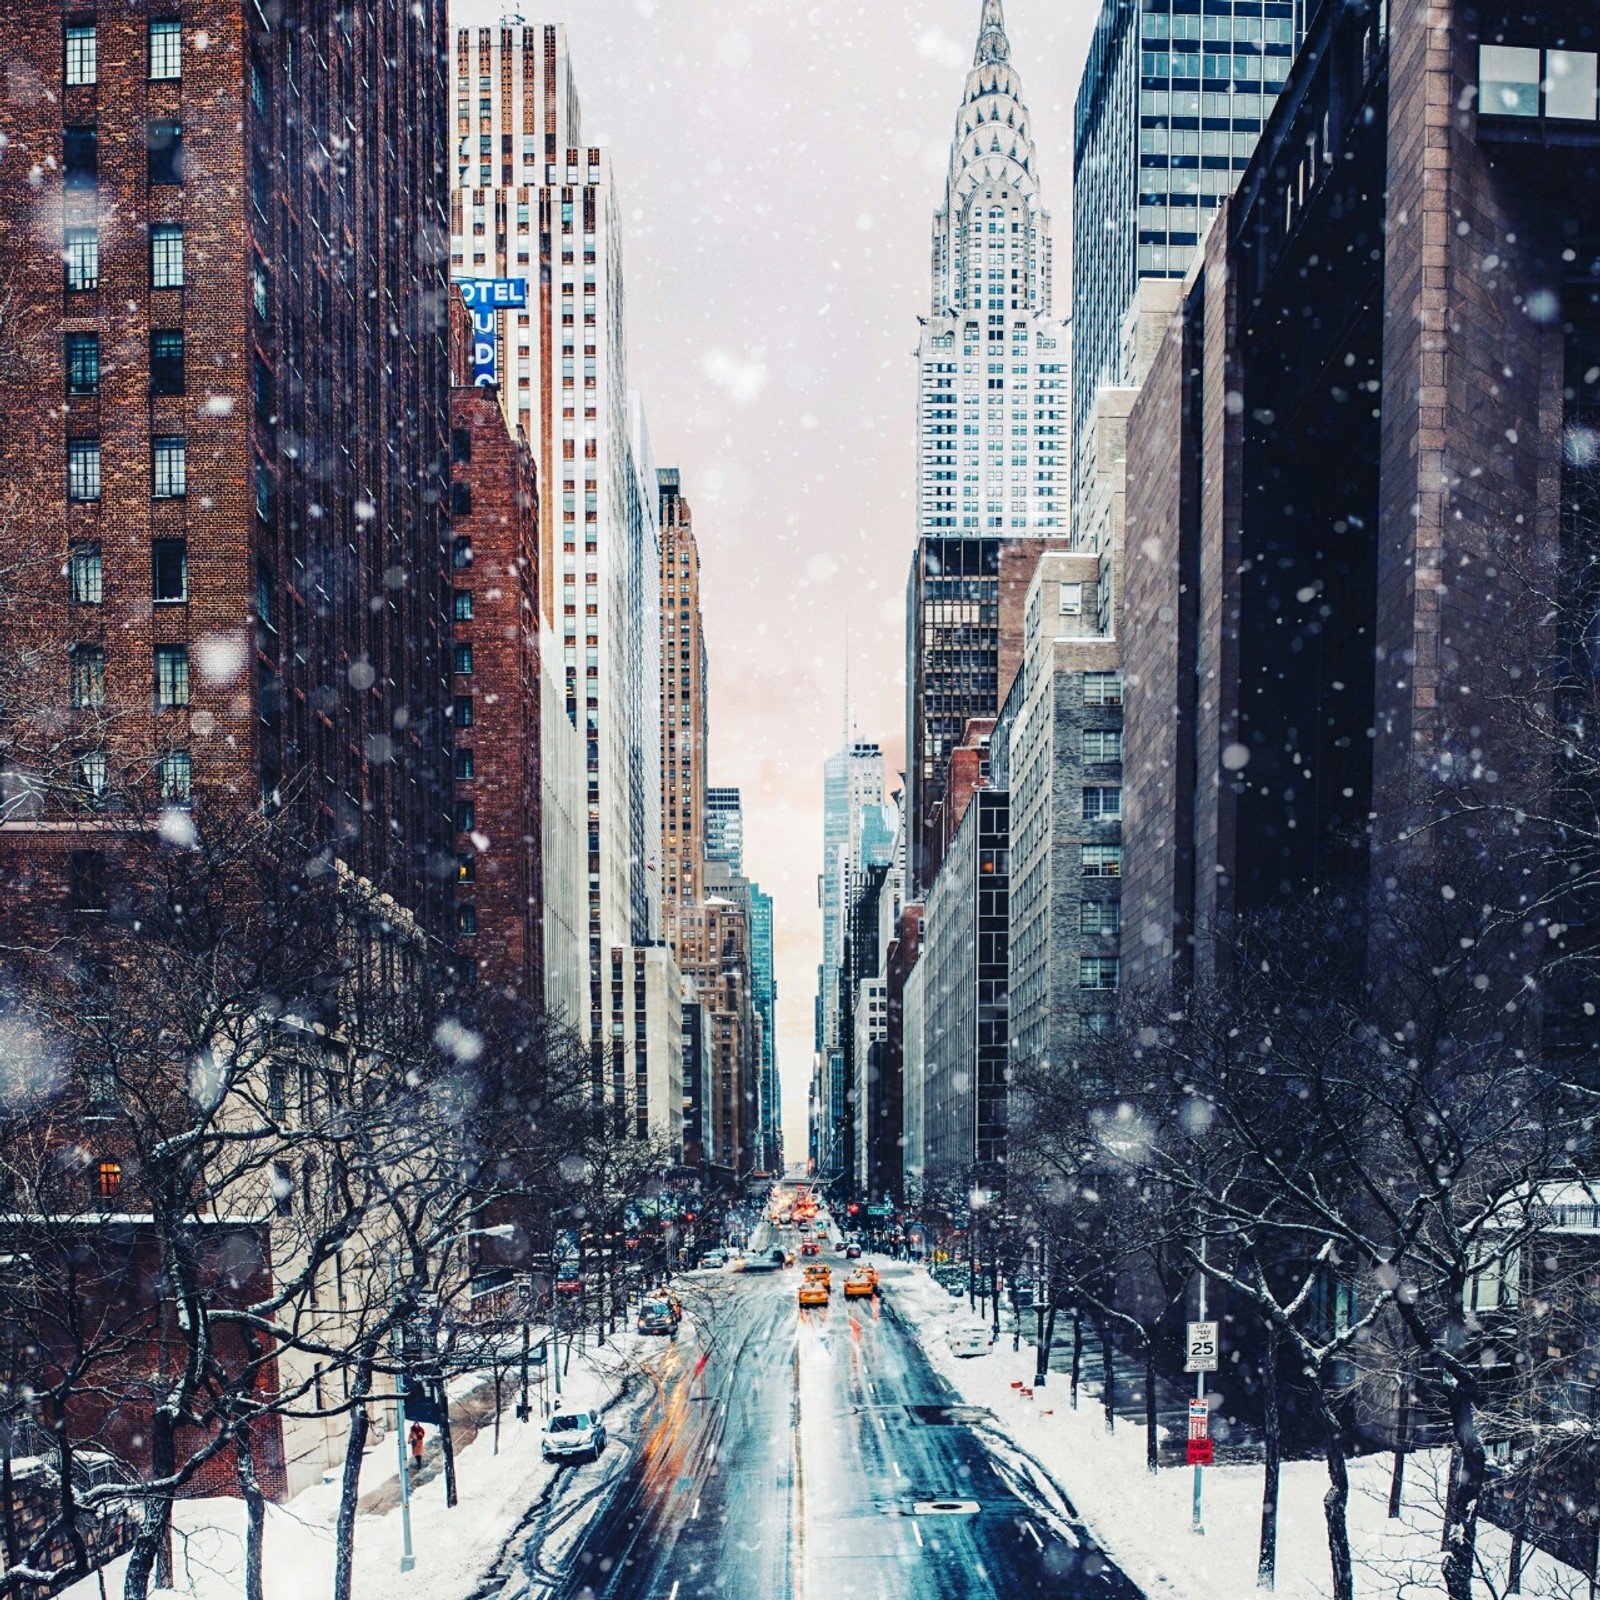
[974,0,1011,66]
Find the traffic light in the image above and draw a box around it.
[847,1203,859,1215]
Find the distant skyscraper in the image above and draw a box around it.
[659,470,709,958]
[1071,0,1301,516]
[705,788,744,875]
[907,2,1070,893]
[748,885,780,1172]
[814,739,888,1179]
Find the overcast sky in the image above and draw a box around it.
[453,0,1100,1158]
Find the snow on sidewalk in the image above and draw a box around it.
[57,1332,654,1600]
[885,1260,1584,1600]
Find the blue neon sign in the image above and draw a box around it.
[455,278,529,388]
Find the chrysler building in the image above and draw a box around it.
[906,1,1070,892]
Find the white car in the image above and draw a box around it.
[700,1249,727,1269]
[542,1409,606,1462]
[949,1326,993,1358]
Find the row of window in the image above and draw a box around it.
[75,748,190,804]
[63,124,184,188]
[68,643,192,709]
[64,20,182,86]
[65,223,185,293]
[67,437,185,501]
[1479,46,1599,121]
[69,540,189,604]
[67,330,184,396]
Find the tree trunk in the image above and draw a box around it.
[1507,1516,1525,1597]
[1441,1394,1487,1600]
[437,1379,459,1508]
[1070,1306,1082,1409]
[123,1407,175,1600]
[235,1426,266,1600]
[1038,1298,1057,1388]
[1322,1425,1354,1600]
[1258,1321,1281,1590]
[1100,1319,1116,1435]
[51,1410,88,1584]
[1389,1377,1410,1519]
[1144,1337,1159,1474]
[332,1357,373,1600]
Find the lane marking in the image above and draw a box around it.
[691,1497,700,1520]
[891,1459,901,1478]
[912,1521,924,1547]
[1023,1520,1044,1551]
[668,1584,679,1600]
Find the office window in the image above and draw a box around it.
[149,19,182,80]
[1479,45,1540,116]
[454,589,473,621]
[65,24,97,85]
[64,227,99,291]
[456,799,476,833]
[78,750,108,806]
[457,905,478,937]
[453,536,473,569]
[157,749,191,802]
[257,565,275,632]
[1081,956,1120,991]
[455,748,475,781]
[1081,900,1121,936]
[454,694,474,728]
[1082,844,1122,878]
[452,482,473,515]
[452,426,472,464]
[147,121,183,184]
[66,332,99,396]
[1547,51,1599,121]
[152,436,186,498]
[150,330,185,395]
[152,539,187,602]
[69,644,104,708]
[1083,785,1123,821]
[67,439,100,501]
[1083,729,1123,764]
[150,224,184,288]
[457,853,476,883]
[155,644,189,708]
[69,849,108,911]
[69,542,102,605]
[63,128,97,189]
[454,644,473,675]
[1083,671,1123,707]
[252,259,270,321]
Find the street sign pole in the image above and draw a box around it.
[1193,1270,1205,1537]
[1185,1236,1220,1536]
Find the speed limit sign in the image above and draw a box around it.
[1185,1320,1219,1373]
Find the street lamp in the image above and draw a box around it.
[389,1223,515,1572]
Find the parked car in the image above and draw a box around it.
[542,1410,607,1461]
[948,1326,993,1358]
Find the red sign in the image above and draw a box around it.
[1187,1439,1214,1467]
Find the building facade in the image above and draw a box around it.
[449,23,661,1061]
[916,787,1011,1187]
[705,787,744,874]
[607,943,684,1161]
[1071,0,1302,517]
[0,3,457,931]
[447,332,543,998]
[993,551,1124,1073]
[748,883,781,1173]
[658,469,708,957]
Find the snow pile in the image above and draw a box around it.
[886,1261,1585,1600]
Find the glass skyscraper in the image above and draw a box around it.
[1071,0,1303,514]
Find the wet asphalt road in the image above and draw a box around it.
[535,1242,1144,1600]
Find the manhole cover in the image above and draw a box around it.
[911,1500,980,1516]
[907,1404,993,1426]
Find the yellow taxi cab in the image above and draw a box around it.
[862,1265,879,1290]
[843,1268,876,1299]
[798,1279,829,1308]
[803,1263,832,1292]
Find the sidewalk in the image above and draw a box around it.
[887,1260,1583,1600]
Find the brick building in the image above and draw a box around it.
[0,1,456,932]
[447,303,543,999]
[1120,0,1600,1033]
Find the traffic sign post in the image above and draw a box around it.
[1185,1320,1219,1373]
